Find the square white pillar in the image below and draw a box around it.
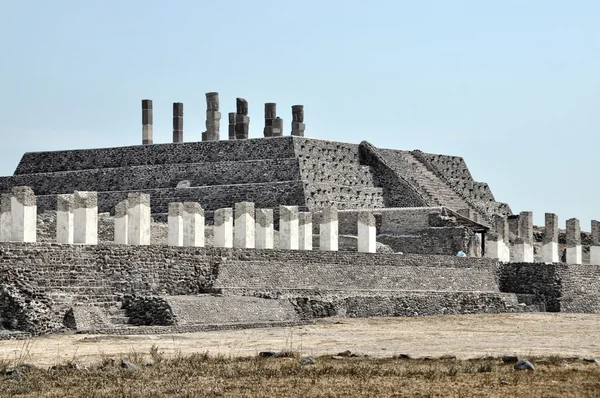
[591,221,600,265]
[542,242,559,264]
[566,246,582,265]
[566,218,582,265]
[11,186,37,243]
[234,202,255,249]
[168,202,184,247]
[590,246,600,266]
[279,205,299,250]
[357,212,376,253]
[114,199,129,245]
[73,191,98,245]
[183,202,204,247]
[512,240,534,263]
[255,208,274,249]
[214,208,233,248]
[56,194,74,244]
[542,213,559,263]
[127,193,151,246]
[0,194,12,242]
[298,212,312,251]
[320,206,338,251]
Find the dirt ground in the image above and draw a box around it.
[1,313,599,367]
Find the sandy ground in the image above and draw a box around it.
[1,313,599,367]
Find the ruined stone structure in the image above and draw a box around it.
[0,92,598,338]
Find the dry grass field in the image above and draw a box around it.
[0,313,599,397]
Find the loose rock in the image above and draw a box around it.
[514,359,535,371]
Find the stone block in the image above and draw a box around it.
[173,102,183,117]
[11,186,37,243]
[512,238,534,263]
[73,191,97,245]
[592,220,600,245]
[0,194,11,242]
[56,194,74,244]
[127,193,151,246]
[320,206,338,251]
[280,205,299,250]
[292,105,304,122]
[272,117,283,137]
[142,124,153,145]
[168,202,184,247]
[234,202,255,249]
[291,122,305,137]
[357,212,376,253]
[255,208,274,249]
[214,208,233,248]
[183,202,204,247]
[298,212,312,251]
[114,199,128,245]
[590,246,600,266]
[206,92,220,111]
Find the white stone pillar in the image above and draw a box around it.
[168,202,184,247]
[486,214,510,262]
[279,205,299,250]
[298,212,312,250]
[127,193,151,246]
[56,194,74,244]
[73,191,97,245]
[183,202,204,247]
[255,208,274,249]
[214,208,233,248]
[541,213,559,263]
[10,186,37,243]
[234,202,255,249]
[320,206,338,251]
[0,194,12,242]
[512,211,533,262]
[358,212,376,253]
[566,217,582,264]
[114,199,128,245]
[590,220,600,266]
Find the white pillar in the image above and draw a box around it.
[512,211,533,262]
[73,191,98,245]
[541,213,559,263]
[214,208,233,248]
[56,194,74,244]
[255,208,274,249]
[0,194,12,242]
[168,202,184,247]
[591,220,600,266]
[298,212,312,250]
[279,205,299,250]
[234,202,255,248]
[127,193,151,246]
[183,202,204,247]
[358,212,376,253]
[10,186,37,243]
[114,199,128,245]
[320,206,338,251]
[566,217,582,264]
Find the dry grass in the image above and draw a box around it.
[0,349,598,397]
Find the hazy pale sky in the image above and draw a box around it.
[0,1,598,228]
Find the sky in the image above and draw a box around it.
[0,0,598,228]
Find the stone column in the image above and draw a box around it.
[566,217,582,264]
[298,212,313,250]
[263,103,276,137]
[56,194,74,244]
[358,212,376,253]
[228,112,236,140]
[234,202,255,248]
[183,202,205,247]
[205,92,221,141]
[291,105,305,137]
[590,220,600,265]
[512,211,533,262]
[142,99,153,145]
[272,117,283,137]
[542,213,559,263]
[167,203,184,246]
[255,208,274,249]
[0,194,11,242]
[127,193,151,246]
[214,208,233,248]
[279,205,299,250]
[73,191,97,245]
[485,214,510,262]
[235,98,250,140]
[10,186,37,243]
[173,102,183,143]
[114,199,128,245]
[320,206,338,251]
